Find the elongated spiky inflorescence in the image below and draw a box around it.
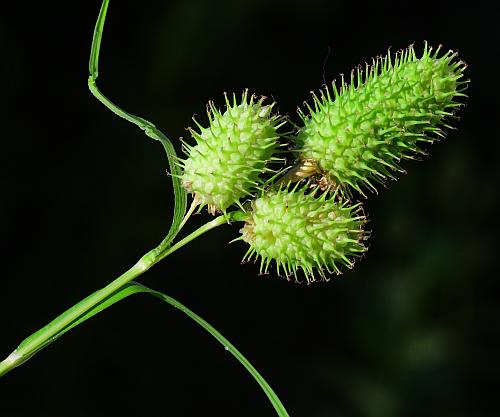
[238,185,368,283]
[180,91,286,214]
[294,43,468,196]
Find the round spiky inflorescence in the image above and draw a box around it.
[238,185,368,283]
[180,91,285,214]
[294,43,468,197]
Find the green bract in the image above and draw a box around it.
[295,43,468,196]
[239,185,368,283]
[181,91,284,214]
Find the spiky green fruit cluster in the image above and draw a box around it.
[181,91,284,214]
[295,43,468,196]
[239,185,368,283]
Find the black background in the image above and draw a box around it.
[1,1,499,416]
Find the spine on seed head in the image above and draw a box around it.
[180,90,286,215]
[293,42,468,197]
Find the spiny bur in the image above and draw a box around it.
[294,43,468,197]
[180,91,286,214]
[237,184,369,283]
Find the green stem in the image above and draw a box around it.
[0,213,234,378]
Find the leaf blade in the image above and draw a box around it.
[16,281,290,416]
[87,0,187,249]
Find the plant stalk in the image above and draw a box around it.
[0,213,233,378]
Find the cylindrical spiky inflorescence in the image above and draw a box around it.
[180,91,285,214]
[238,185,369,283]
[294,43,468,197]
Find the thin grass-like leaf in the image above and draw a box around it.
[88,0,187,249]
[16,282,290,417]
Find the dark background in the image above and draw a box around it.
[1,1,499,416]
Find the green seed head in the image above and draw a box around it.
[181,91,285,214]
[239,185,368,283]
[295,43,468,196]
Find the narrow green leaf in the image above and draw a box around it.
[88,0,187,249]
[16,282,290,416]
[88,0,108,77]
[137,282,291,417]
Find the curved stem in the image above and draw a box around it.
[0,212,238,378]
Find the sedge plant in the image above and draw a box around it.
[0,1,468,416]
